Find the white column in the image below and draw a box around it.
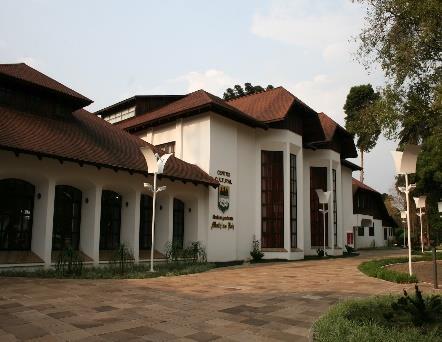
[80,185,102,266]
[284,143,291,252]
[120,190,141,263]
[296,149,304,251]
[328,160,333,250]
[336,162,343,249]
[175,119,184,159]
[31,179,55,268]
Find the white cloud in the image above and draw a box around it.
[251,0,363,61]
[173,69,237,95]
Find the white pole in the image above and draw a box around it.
[405,174,413,275]
[419,207,424,253]
[150,172,157,272]
[323,203,326,255]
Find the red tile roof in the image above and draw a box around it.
[116,89,264,130]
[0,105,218,187]
[227,87,295,122]
[318,112,352,140]
[352,178,378,193]
[0,63,92,106]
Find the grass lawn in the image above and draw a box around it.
[358,252,442,283]
[0,261,216,279]
[313,295,442,342]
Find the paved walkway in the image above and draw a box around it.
[0,249,435,342]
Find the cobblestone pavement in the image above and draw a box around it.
[0,249,434,342]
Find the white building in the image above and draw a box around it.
[0,63,362,268]
[348,178,396,248]
[99,87,361,261]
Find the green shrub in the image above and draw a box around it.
[250,238,264,262]
[316,248,325,257]
[110,244,134,274]
[313,295,441,342]
[165,241,184,261]
[55,246,83,276]
[345,244,356,255]
[385,285,442,327]
[182,241,207,263]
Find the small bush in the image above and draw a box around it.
[110,244,134,274]
[55,247,83,276]
[385,285,442,327]
[165,241,184,261]
[345,244,356,255]
[182,241,207,263]
[250,238,264,262]
[316,248,325,257]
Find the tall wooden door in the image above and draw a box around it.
[261,151,284,248]
[310,167,328,247]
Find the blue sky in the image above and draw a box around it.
[0,0,398,193]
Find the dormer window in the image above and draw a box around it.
[156,141,175,154]
[104,106,135,124]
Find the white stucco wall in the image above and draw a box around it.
[0,150,210,266]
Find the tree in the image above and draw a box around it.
[343,84,381,182]
[354,0,442,242]
[223,88,236,100]
[223,82,274,100]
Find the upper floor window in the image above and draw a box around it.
[104,106,135,124]
[156,141,175,154]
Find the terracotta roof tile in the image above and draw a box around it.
[0,106,218,187]
[352,178,378,193]
[116,89,263,130]
[0,63,92,105]
[227,87,296,121]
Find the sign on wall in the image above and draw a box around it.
[211,170,235,230]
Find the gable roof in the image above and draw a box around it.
[318,112,352,141]
[116,89,265,131]
[227,87,296,122]
[352,178,378,193]
[0,63,92,107]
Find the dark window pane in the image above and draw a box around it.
[100,190,122,250]
[173,198,185,248]
[0,179,34,250]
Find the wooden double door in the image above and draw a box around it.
[310,167,328,247]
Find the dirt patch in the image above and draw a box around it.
[386,261,442,285]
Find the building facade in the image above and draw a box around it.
[349,178,397,248]
[0,63,363,268]
[99,87,361,261]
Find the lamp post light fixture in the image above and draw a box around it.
[140,147,173,272]
[414,196,427,253]
[391,145,420,275]
[400,211,407,248]
[438,201,442,218]
[315,189,331,256]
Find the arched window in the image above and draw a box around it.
[0,178,34,250]
[100,190,122,250]
[139,194,153,250]
[173,198,185,249]
[52,185,82,250]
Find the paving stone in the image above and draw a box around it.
[0,250,423,342]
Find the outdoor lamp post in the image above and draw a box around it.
[140,147,172,272]
[414,196,427,253]
[391,144,420,275]
[400,211,407,247]
[438,201,442,218]
[316,189,331,256]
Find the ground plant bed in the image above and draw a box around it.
[313,292,442,342]
[0,261,216,279]
[358,253,442,283]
